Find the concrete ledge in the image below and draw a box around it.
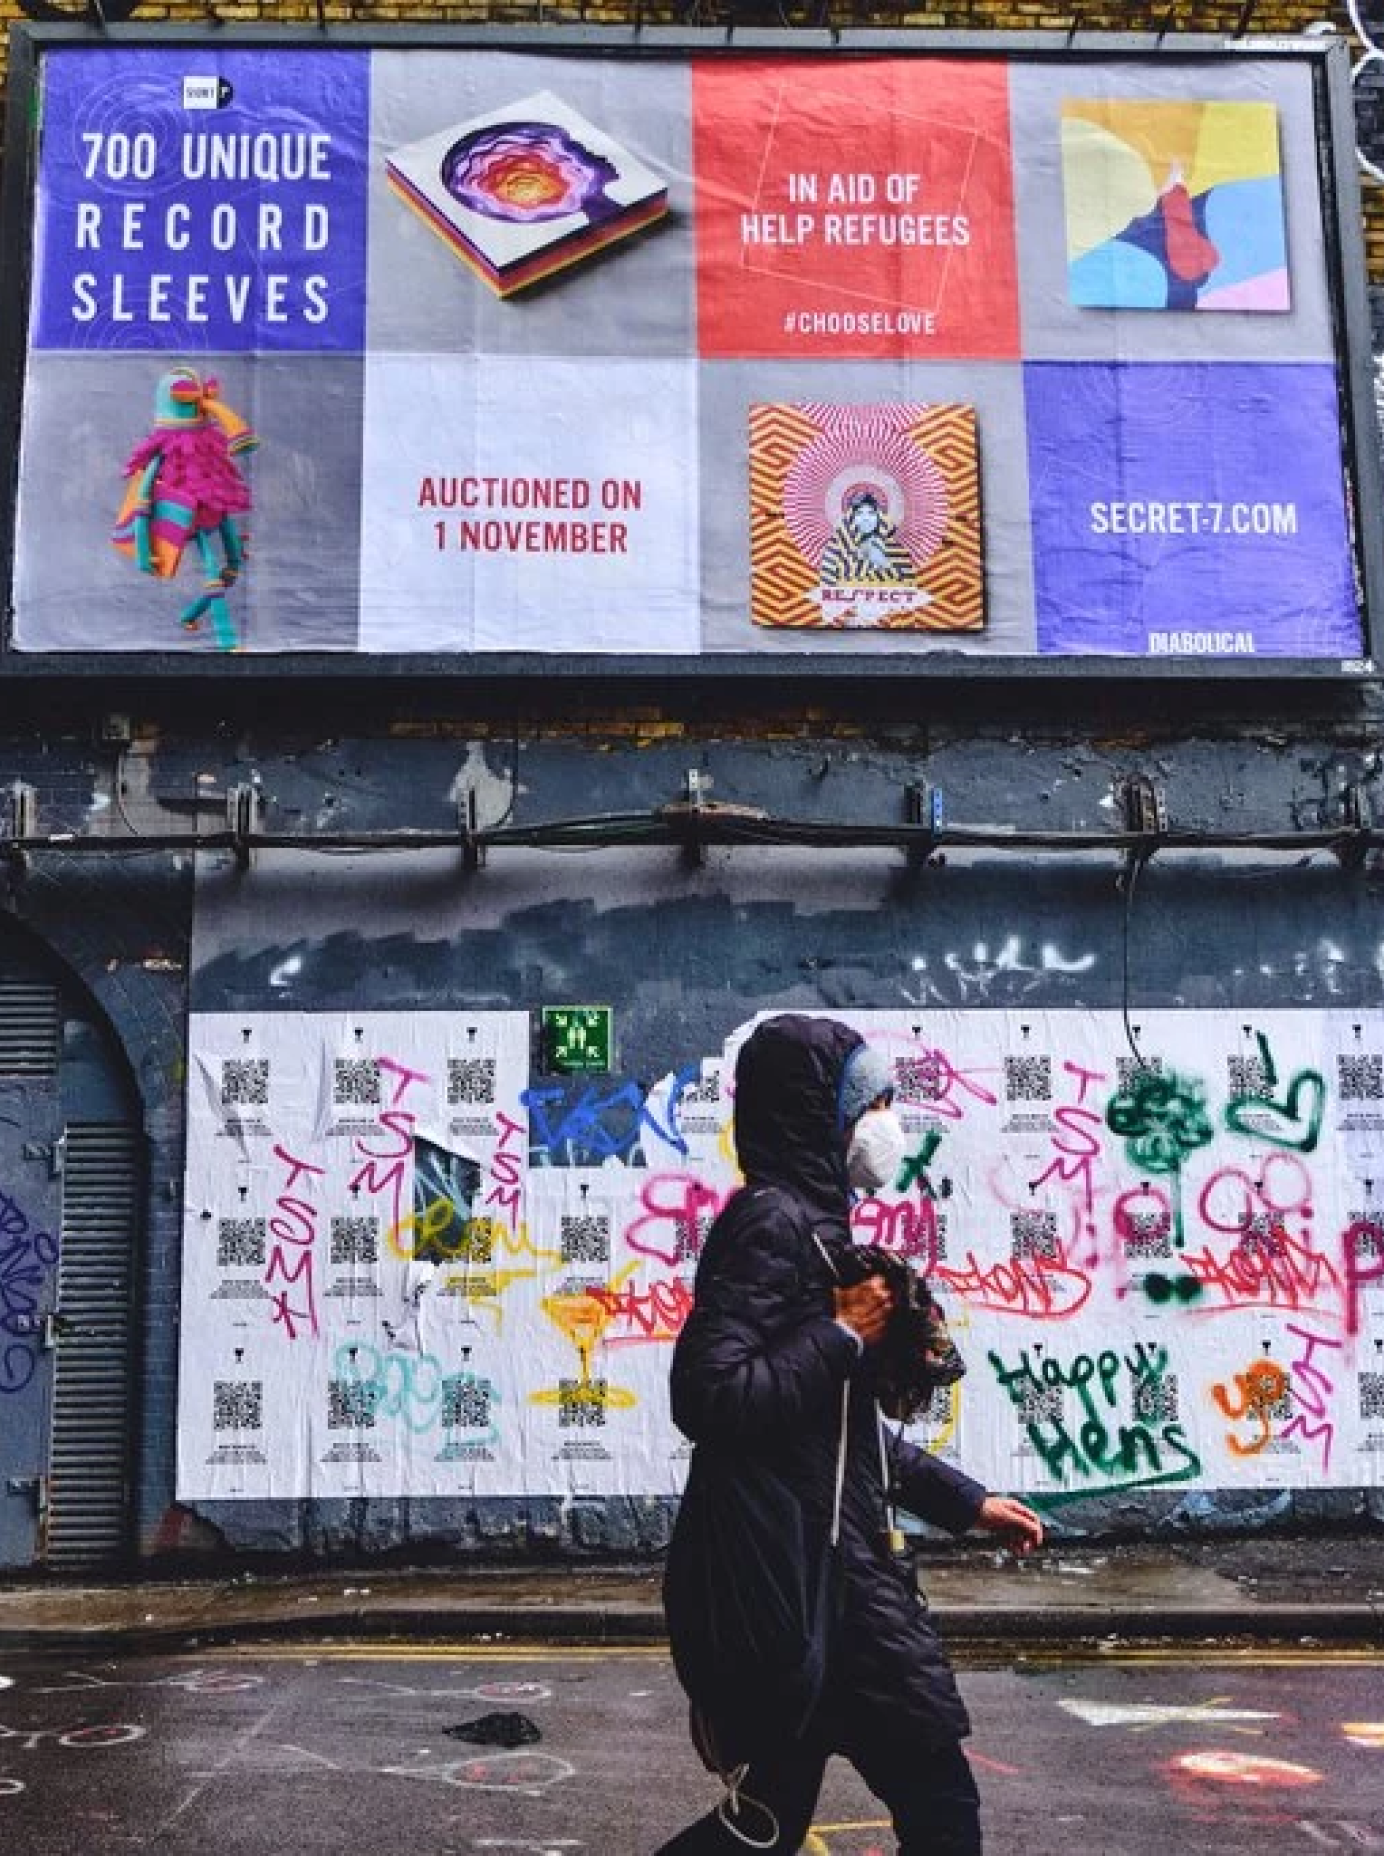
[1,1600,1379,1659]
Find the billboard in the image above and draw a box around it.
[2,28,1380,676]
[176,1007,1384,1502]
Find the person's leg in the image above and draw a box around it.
[652,1736,831,1853]
[844,1731,982,1856]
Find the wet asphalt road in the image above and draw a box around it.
[0,1642,1380,1855]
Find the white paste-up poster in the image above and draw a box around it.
[177,1009,1384,1502]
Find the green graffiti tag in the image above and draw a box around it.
[1106,1067,1214,1175]
[987,1341,1202,1499]
[1223,1032,1325,1154]
[1141,1271,1204,1306]
[1106,1065,1214,1249]
[897,1129,944,1194]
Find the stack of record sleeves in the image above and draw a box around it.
[387,90,669,298]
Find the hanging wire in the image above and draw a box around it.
[113,748,145,838]
[1120,850,1152,1071]
[487,716,523,833]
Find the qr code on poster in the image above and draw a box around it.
[675,1213,715,1264]
[334,1058,382,1107]
[448,1059,496,1106]
[220,1058,269,1108]
[1239,1214,1287,1260]
[1360,1373,1384,1420]
[1116,1056,1162,1089]
[561,1215,611,1265]
[1004,1056,1052,1102]
[1339,1054,1384,1100]
[1121,1207,1172,1258]
[1227,1054,1272,1100]
[1016,1383,1063,1427]
[442,1376,493,1429]
[331,1216,379,1266]
[559,1379,608,1428]
[327,1379,380,1429]
[217,1217,266,1269]
[213,1381,263,1431]
[1349,1216,1384,1260]
[1133,1373,1180,1425]
[680,1072,721,1106]
[930,1214,949,1262]
[894,1054,946,1103]
[1010,1210,1058,1260]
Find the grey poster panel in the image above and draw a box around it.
[1010,58,1334,363]
[13,354,364,653]
[367,52,693,358]
[699,360,1036,656]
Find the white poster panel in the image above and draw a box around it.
[357,356,700,655]
[177,1008,1384,1501]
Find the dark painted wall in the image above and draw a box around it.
[4,710,1384,1560]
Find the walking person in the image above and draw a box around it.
[658,1014,1043,1854]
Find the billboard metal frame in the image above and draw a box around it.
[2,21,1380,685]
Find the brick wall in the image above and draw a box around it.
[4,2,1383,275]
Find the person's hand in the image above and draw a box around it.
[976,1495,1044,1556]
[834,1275,894,1347]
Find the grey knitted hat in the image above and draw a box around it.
[837,1042,895,1131]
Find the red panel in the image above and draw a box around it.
[694,58,1020,360]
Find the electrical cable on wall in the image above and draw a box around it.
[3,807,1380,864]
[1120,851,1153,1071]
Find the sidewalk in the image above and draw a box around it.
[1,1535,1381,1656]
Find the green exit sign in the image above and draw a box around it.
[542,1006,614,1074]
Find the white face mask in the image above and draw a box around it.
[846,1107,908,1195]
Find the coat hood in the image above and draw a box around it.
[732,1014,865,1219]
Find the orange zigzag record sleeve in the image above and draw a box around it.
[749,403,983,632]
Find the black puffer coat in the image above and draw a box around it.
[663,1014,986,1763]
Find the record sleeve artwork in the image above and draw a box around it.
[749,403,983,630]
[386,89,670,296]
[1060,98,1289,312]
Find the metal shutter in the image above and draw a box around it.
[46,1124,142,1569]
[0,977,60,1074]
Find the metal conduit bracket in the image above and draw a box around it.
[904,782,945,869]
[2,781,38,885]
[1117,772,1167,891]
[1332,781,1375,872]
[680,768,707,868]
[225,782,262,871]
[459,788,486,872]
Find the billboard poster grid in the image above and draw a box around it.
[1,27,1380,680]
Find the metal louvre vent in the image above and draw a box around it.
[0,978,61,1075]
[47,1124,142,1569]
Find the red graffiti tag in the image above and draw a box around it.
[936,1245,1091,1320]
[1343,1218,1384,1337]
[586,1277,695,1346]
[266,1142,326,1341]
[1180,1228,1340,1316]
[851,1192,941,1266]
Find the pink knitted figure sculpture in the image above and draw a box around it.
[112,367,258,651]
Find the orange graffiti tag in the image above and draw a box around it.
[1212,1357,1290,1456]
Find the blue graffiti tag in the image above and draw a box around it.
[0,1192,60,1396]
[520,1064,699,1164]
